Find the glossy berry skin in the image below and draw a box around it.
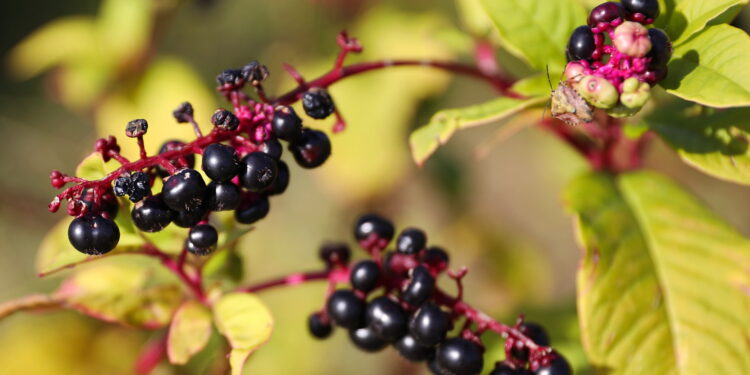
[266,160,289,196]
[206,182,241,211]
[234,195,270,224]
[436,338,484,375]
[156,140,195,177]
[409,302,450,347]
[491,363,532,375]
[647,28,672,68]
[308,312,333,339]
[621,0,659,20]
[366,296,408,342]
[587,2,623,27]
[349,326,388,352]
[162,169,206,212]
[202,143,240,182]
[428,356,449,375]
[567,26,596,61]
[188,224,218,250]
[396,227,427,254]
[272,106,303,142]
[68,214,120,255]
[402,265,435,306]
[186,239,213,256]
[173,203,208,228]
[319,242,351,268]
[350,260,381,292]
[131,195,173,232]
[260,138,283,160]
[394,334,434,362]
[326,289,366,329]
[354,213,395,243]
[511,322,551,361]
[422,247,450,273]
[535,355,572,375]
[239,152,278,192]
[302,88,335,119]
[288,129,331,169]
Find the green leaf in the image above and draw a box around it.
[662,25,750,108]
[480,0,586,72]
[566,171,750,375]
[56,258,182,328]
[646,103,750,185]
[409,90,546,165]
[74,152,107,180]
[167,300,212,365]
[213,293,274,375]
[656,0,748,43]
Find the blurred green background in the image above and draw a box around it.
[1,0,749,374]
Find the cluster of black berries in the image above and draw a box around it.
[306,214,571,375]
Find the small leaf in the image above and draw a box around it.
[480,0,586,72]
[213,293,274,374]
[656,0,748,43]
[662,25,750,108]
[167,300,212,365]
[409,91,546,165]
[74,152,108,180]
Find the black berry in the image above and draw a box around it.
[402,265,435,306]
[621,0,659,20]
[68,214,120,255]
[113,172,151,203]
[396,227,427,254]
[534,354,572,375]
[207,181,241,211]
[354,213,395,244]
[394,334,434,362]
[240,61,269,84]
[350,260,380,292]
[239,152,278,192]
[266,160,290,196]
[308,312,333,339]
[365,296,408,342]
[319,242,351,268]
[234,195,270,224]
[80,189,118,219]
[156,140,195,178]
[202,143,240,182]
[188,224,218,251]
[211,109,240,131]
[288,128,331,169]
[131,194,173,232]
[511,322,551,361]
[409,302,450,347]
[422,246,450,273]
[172,102,194,123]
[173,202,208,228]
[587,2,624,27]
[216,69,243,87]
[326,289,365,329]
[162,169,207,212]
[302,88,335,119]
[436,338,484,375]
[259,138,283,160]
[647,28,672,68]
[349,326,388,352]
[272,106,303,142]
[566,26,596,61]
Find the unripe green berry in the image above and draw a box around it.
[606,103,641,118]
[620,77,651,109]
[613,21,652,57]
[575,75,618,109]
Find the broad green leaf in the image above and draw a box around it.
[96,0,152,68]
[56,258,182,328]
[566,171,750,375]
[646,104,750,185]
[213,293,274,375]
[480,0,586,72]
[656,0,748,43]
[409,89,546,165]
[662,25,750,108]
[75,152,107,180]
[456,0,496,38]
[167,300,212,365]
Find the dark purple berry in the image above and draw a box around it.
[534,354,572,375]
[644,66,668,84]
[402,265,435,306]
[156,140,195,178]
[308,312,333,339]
[173,202,208,228]
[113,175,132,197]
[234,195,270,224]
[202,143,240,182]
[239,152,278,192]
[131,195,173,232]
[396,227,427,254]
[113,172,151,203]
[409,302,450,347]
[288,128,331,169]
[172,102,194,123]
[302,88,335,119]
[240,61,269,84]
[366,296,408,341]
[326,289,365,329]
[272,106,303,142]
[211,109,240,131]
[511,322,550,362]
[349,326,388,352]
[567,26,595,61]
[436,338,484,375]
[319,242,351,268]
[259,138,283,160]
[186,238,214,256]
[188,224,218,251]
[266,160,289,196]
[587,2,624,27]
[350,260,380,292]
[354,213,394,243]
[216,69,243,86]
[428,356,450,375]
[394,334,434,362]
[162,169,207,212]
[68,214,120,255]
[80,189,118,219]
[622,0,659,20]
[422,246,450,273]
[207,181,241,211]
[647,28,672,68]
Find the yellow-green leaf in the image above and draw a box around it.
[213,293,273,374]
[656,0,748,43]
[662,25,750,108]
[565,171,750,375]
[167,300,212,365]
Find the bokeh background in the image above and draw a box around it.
[0,0,749,374]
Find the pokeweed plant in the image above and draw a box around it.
[1,0,750,375]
